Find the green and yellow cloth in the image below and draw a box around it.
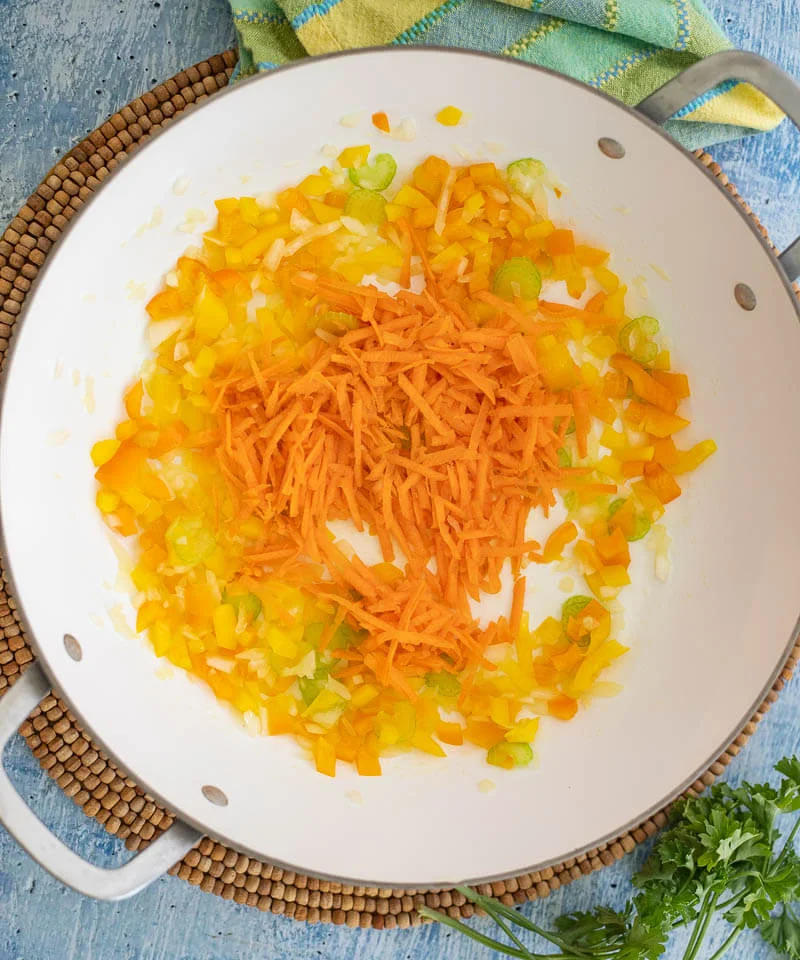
[228,0,782,149]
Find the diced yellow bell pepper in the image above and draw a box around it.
[348,684,377,710]
[505,717,540,743]
[95,490,119,514]
[150,620,172,658]
[194,286,229,340]
[393,184,434,209]
[314,736,337,777]
[436,105,463,127]
[213,604,238,650]
[90,439,121,467]
[337,144,370,168]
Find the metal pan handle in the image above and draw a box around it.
[636,50,800,282]
[0,663,201,900]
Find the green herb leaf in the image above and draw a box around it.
[776,757,800,812]
[424,757,800,960]
[761,904,800,958]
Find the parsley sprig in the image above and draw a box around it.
[420,757,800,959]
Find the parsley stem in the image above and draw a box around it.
[416,907,541,959]
[774,813,800,870]
[682,890,719,960]
[456,889,595,957]
[477,901,538,956]
[705,926,742,960]
[714,893,742,913]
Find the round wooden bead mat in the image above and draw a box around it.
[0,51,797,928]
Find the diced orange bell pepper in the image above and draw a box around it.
[135,599,163,632]
[184,583,217,621]
[336,737,358,763]
[541,521,578,563]
[621,461,648,479]
[588,393,616,424]
[595,527,630,566]
[652,437,679,468]
[603,370,629,399]
[643,463,682,504]
[545,229,575,256]
[95,443,147,490]
[150,423,188,457]
[356,747,382,776]
[436,721,464,746]
[612,354,678,413]
[124,380,144,419]
[533,659,558,687]
[469,162,499,185]
[573,539,601,572]
[575,245,609,267]
[548,694,578,721]
[626,401,690,438]
[146,288,183,321]
[464,719,507,749]
[652,370,690,399]
[314,736,338,777]
[551,645,582,673]
[412,207,438,228]
[176,256,211,298]
[371,111,390,133]
[453,177,476,203]
[266,694,295,736]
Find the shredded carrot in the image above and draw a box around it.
[95,150,713,778]
[371,111,390,133]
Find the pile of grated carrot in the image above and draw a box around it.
[92,147,715,776]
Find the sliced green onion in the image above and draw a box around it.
[298,676,322,707]
[561,595,593,631]
[563,490,578,512]
[344,188,387,224]
[627,513,652,542]
[348,153,397,191]
[334,622,366,649]
[607,497,625,518]
[619,315,660,364]
[425,671,461,697]
[557,447,572,468]
[493,257,542,301]
[487,741,533,769]
[506,158,546,197]
[565,417,576,436]
[223,590,262,622]
[299,659,332,705]
[608,497,652,541]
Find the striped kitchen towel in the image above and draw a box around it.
[228,0,783,149]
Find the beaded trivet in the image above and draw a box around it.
[0,50,797,928]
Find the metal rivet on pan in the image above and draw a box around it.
[734,282,757,311]
[202,785,229,807]
[598,137,626,159]
[63,634,82,662]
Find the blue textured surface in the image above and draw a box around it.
[1,2,799,958]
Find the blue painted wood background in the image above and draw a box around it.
[1,2,800,957]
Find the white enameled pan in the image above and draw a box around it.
[1,48,799,899]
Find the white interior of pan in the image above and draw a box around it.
[2,49,799,887]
